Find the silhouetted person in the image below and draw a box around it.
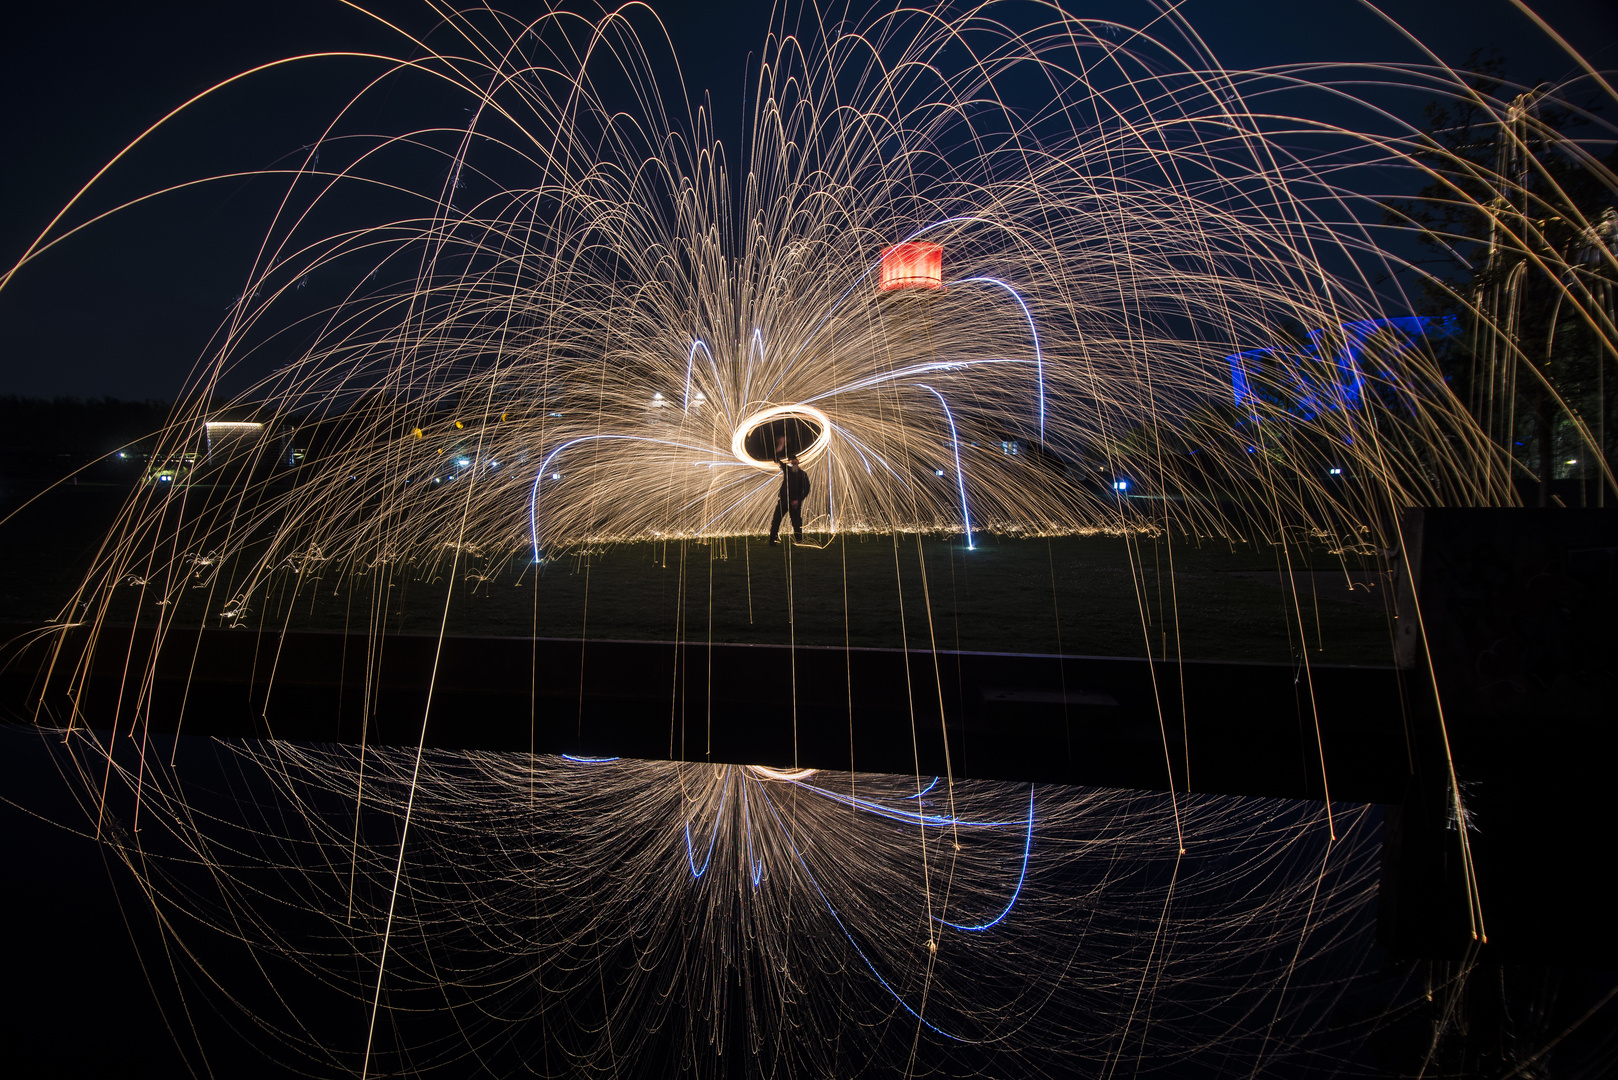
[769,454,810,544]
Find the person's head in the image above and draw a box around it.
[774,433,786,450]
[788,455,800,468]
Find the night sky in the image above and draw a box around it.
[2,0,1614,401]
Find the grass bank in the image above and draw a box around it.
[1,486,1396,664]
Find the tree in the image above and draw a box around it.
[1384,53,1618,506]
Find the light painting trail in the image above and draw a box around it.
[4,1,1615,1077]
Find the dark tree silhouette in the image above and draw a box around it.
[1384,52,1618,506]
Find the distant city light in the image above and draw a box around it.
[1113,480,1128,491]
[1329,467,1343,475]
[203,420,266,462]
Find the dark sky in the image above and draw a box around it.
[1,0,1614,401]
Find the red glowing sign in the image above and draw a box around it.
[878,242,943,291]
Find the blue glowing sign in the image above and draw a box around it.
[1226,315,1459,421]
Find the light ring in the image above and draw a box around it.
[747,765,819,781]
[731,404,832,472]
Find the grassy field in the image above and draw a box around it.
[0,483,128,627]
[0,485,1397,664]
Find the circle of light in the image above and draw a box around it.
[730,404,832,473]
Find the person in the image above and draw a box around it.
[769,453,811,544]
